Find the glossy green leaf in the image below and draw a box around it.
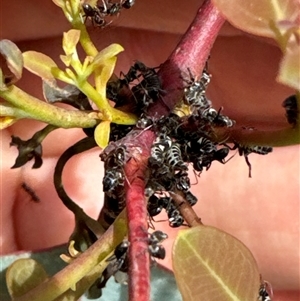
[173,225,260,301]
[212,0,299,38]
[23,51,58,80]
[94,120,111,148]
[6,258,48,298]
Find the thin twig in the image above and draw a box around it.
[169,191,203,227]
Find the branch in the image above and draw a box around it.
[123,1,226,301]
[149,0,225,116]
[124,130,155,301]
[13,211,127,301]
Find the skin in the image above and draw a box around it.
[0,0,299,300]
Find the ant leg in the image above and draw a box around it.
[244,155,252,178]
[99,0,108,14]
[222,143,238,151]
[191,168,199,185]
[21,182,40,203]
[223,150,238,164]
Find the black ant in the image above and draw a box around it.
[99,145,128,229]
[119,61,163,111]
[148,230,168,259]
[282,94,299,127]
[166,201,184,227]
[82,0,135,28]
[258,277,273,301]
[202,107,235,128]
[183,67,211,111]
[191,147,230,173]
[98,0,135,16]
[82,4,107,27]
[224,143,272,178]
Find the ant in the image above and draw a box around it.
[148,230,168,259]
[98,0,135,16]
[99,145,128,228]
[223,143,272,178]
[119,61,163,111]
[191,147,230,173]
[82,0,135,28]
[82,4,107,27]
[258,277,273,301]
[183,67,211,110]
[282,94,298,127]
[202,107,235,128]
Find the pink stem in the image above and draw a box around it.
[125,1,225,301]
[125,130,155,301]
[149,0,225,116]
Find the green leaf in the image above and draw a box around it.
[212,0,299,38]
[173,225,260,301]
[94,121,111,148]
[0,116,19,129]
[85,44,123,85]
[278,39,300,90]
[6,258,48,298]
[0,39,23,88]
[23,51,58,80]
[62,29,81,57]
[93,44,124,66]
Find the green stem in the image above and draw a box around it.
[78,81,138,124]
[78,25,98,57]
[70,12,98,57]
[228,126,300,147]
[0,85,100,128]
[13,210,128,301]
[0,103,27,118]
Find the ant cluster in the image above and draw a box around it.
[88,230,168,297]
[82,0,135,28]
[99,145,127,229]
[100,62,273,231]
[94,61,274,297]
[107,61,163,114]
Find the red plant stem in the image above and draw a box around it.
[149,0,225,117]
[124,130,155,301]
[124,1,225,301]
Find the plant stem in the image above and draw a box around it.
[124,130,155,301]
[13,210,127,301]
[149,0,225,116]
[1,85,100,128]
[123,2,225,300]
[228,126,300,146]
